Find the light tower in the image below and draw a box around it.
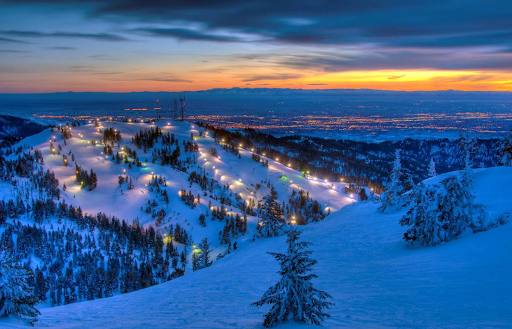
[179,92,186,121]
[173,99,178,120]
[154,99,161,120]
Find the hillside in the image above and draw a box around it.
[212,126,500,190]
[2,166,511,328]
[18,120,352,241]
[0,115,46,142]
[0,118,357,323]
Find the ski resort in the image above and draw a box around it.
[2,0,512,327]
[0,114,510,328]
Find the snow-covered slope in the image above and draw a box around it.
[17,120,353,253]
[4,166,511,328]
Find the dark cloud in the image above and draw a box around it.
[4,0,512,72]
[3,1,512,49]
[132,28,241,42]
[89,0,512,71]
[89,71,121,76]
[435,75,496,83]
[1,30,128,41]
[388,75,405,80]
[144,78,193,83]
[88,0,512,48]
[242,74,302,82]
[0,49,29,53]
[132,76,193,83]
[61,65,97,73]
[45,46,76,50]
[0,36,29,44]
[88,54,114,60]
[254,50,512,72]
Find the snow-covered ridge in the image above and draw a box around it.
[0,115,46,140]
[2,165,511,328]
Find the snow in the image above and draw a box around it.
[425,166,512,215]
[2,166,511,328]
[10,120,353,256]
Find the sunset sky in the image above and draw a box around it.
[1,0,512,93]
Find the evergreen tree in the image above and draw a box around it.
[358,188,368,201]
[192,238,213,271]
[34,268,48,302]
[379,149,403,212]
[400,175,477,246]
[402,173,416,192]
[459,130,473,170]
[440,176,475,237]
[459,131,475,203]
[180,251,187,269]
[257,188,284,237]
[0,252,40,326]
[252,227,333,327]
[198,213,206,227]
[400,183,447,246]
[89,169,97,191]
[499,129,512,166]
[428,157,437,177]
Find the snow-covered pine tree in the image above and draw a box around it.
[378,149,404,212]
[400,175,477,246]
[428,157,437,177]
[499,129,512,166]
[0,251,40,326]
[252,227,333,327]
[439,175,475,237]
[192,238,213,271]
[459,130,475,203]
[401,173,417,204]
[403,173,416,192]
[400,183,448,246]
[34,268,48,302]
[257,188,285,237]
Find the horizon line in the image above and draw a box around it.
[1,87,512,95]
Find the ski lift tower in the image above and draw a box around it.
[154,99,161,120]
[173,99,178,120]
[179,92,186,121]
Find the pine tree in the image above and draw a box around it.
[252,227,333,327]
[403,173,416,192]
[192,238,213,271]
[0,252,40,326]
[379,149,403,212]
[358,188,368,201]
[400,183,447,246]
[400,175,477,246]
[440,176,475,237]
[89,169,97,191]
[459,130,475,203]
[34,268,48,302]
[257,188,285,237]
[428,157,437,177]
[499,129,512,166]
[198,213,206,227]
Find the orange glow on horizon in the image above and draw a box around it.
[3,69,512,93]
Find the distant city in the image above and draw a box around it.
[1,90,512,141]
